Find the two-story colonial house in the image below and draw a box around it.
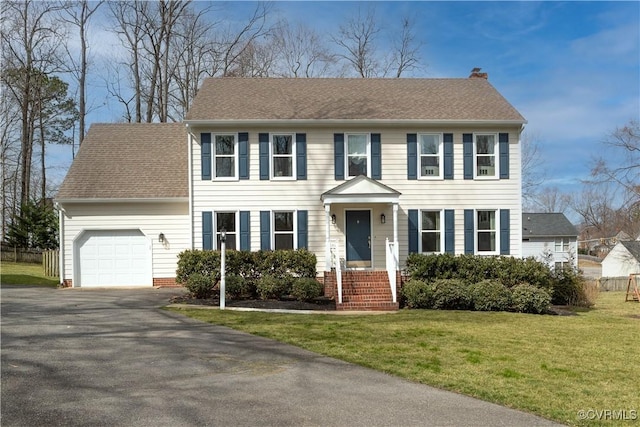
[56,72,526,310]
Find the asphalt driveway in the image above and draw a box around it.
[1,285,560,426]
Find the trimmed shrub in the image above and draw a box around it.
[185,272,215,299]
[511,283,551,314]
[224,274,249,300]
[469,280,512,312]
[256,275,293,300]
[291,278,323,302]
[431,279,471,310]
[401,279,434,309]
[550,266,592,307]
[176,250,220,285]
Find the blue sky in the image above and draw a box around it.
[49,1,640,207]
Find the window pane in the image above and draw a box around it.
[217,233,236,250]
[422,232,441,252]
[215,135,235,155]
[274,212,293,231]
[347,135,367,154]
[420,135,439,154]
[216,157,234,177]
[216,212,235,232]
[477,211,495,230]
[275,234,294,250]
[476,135,495,154]
[476,156,495,167]
[478,231,495,251]
[273,135,292,155]
[421,211,440,230]
[348,156,367,176]
[273,157,293,177]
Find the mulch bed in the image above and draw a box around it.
[170,295,336,311]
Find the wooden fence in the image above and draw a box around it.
[1,246,42,263]
[43,249,59,277]
[597,276,631,292]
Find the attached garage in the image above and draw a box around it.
[75,230,152,287]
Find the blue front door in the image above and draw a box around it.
[346,210,371,268]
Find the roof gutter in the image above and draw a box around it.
[55,197,189,204]
[184,118,528,127]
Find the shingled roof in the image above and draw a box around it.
[185,77,526,123]
[522,213,578,238]
[56,123,187,201]
[620,241,640,262]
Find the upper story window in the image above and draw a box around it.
[419,134,442,179]
[346,134,369,177]
[273,211,295,250]
[272,134,295,178]
[555,238,570,252]
[420,210,443,253]
[477,210,498,254]
[214,135,237,179]
[475,134,497,178]
[216,212,237,250]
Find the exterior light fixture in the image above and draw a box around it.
[220,227,227,243]
[380,213,386,224]
[220,227,227,310]
[159,233,165,243]
[331,214,337,225]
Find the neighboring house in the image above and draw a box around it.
[601,241,640,277]
[57,73,526,308]
[522,213,578,268]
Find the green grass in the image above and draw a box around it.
[0,261,59,286]
[168,292,640,426]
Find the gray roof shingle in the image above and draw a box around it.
[522,213,578,238]
[56,123,187,200]
[620,241,640,261]
[185,77,526,123]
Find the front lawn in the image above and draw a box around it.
[169,292,639,426]
[0,262,59,287]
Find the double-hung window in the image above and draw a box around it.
[272,134,295,178]
[420,210,443,253]
[346,134,369,177]
[555,238,569,252]
[214,135,237,179]
[419,134,442,178]
[273,211,295,250]
[477,210,498,253]
[475,134,497,178]
[216,212,237,250]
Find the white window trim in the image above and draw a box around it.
[418,133,444,180]
[419,209,444,254]
[475,209,500,255]
[214,210,239,250]
[272,210,297,250]
[213,133,239,181]
[473,133,499,180]
[345,133,371,178]
[554,237,570,252]
[270,133,296,180]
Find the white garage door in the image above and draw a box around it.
[77,230,152,287]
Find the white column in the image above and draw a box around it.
[392,203,398,245]
[325,204,331,270]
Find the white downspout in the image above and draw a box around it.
[56,203,65,286]
[186,125,194,249]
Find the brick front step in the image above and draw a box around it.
[336,301,399,311]
[330,270,399,311]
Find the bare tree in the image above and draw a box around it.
[570,183,619,238]
[520,131,547,208]
[61,0,104,145]
[532,186,571,213]
[332,6,381,78]
[272,21,336,77]
[388,16,422,78]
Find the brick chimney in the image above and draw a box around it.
[469,67,488,79]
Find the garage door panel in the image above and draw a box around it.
[77,230,152,287]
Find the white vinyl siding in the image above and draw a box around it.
[191,128,522,273]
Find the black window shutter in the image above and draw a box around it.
[202,211,213,250]
[201,133,211,180]
[334,134,344,180]
[238,132,249,179]
[296,133,307,180]
[407,134,417,180]
[463,134,473,180]
[464,209,474,254]
[371,133,381,179]
[408,209,418,253]
[443,133,453,179]
[260,211,271,250]
[499,133,509,179]
[239,211,250,251]
[259,133,269,180]
[500,209,510,255]
[444,209,454,253]
[297,210,308,249]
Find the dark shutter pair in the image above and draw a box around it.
[463,209,510,254]
[407,134,453,180]
[201,133,249,180]
[463,133,510,179]
[334,133,382,180]
[202,211,250,251]
[408,209,455,254]
[259,133,307,180]
[260,211,308,250]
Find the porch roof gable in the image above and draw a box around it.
[321,175,401,204]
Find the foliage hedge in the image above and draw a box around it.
[511,283,552,314]
[469,280,512,312]
[405,253,588,306]
[177,249,317,301]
